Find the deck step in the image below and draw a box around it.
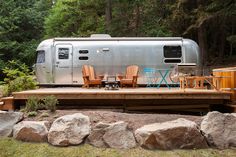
[0,98,4,109]
[0,97,15,111]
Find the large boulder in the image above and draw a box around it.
[87,122,110,148]
[201,111,236,149]
[232,113,236,117]
[135,118,208,150]
[0,111,24,137]
[87,121,137,149]
[13,121,49,142]
[48,113,90,146]
[103,121,137,149]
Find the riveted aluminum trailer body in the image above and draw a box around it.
[35,35,200,85]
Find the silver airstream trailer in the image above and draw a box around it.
[35,34,200,85]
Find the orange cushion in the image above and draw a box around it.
[90,79,102,84]
[120,79,133,84]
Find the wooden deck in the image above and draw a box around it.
[13,87,231,99]
[12,87,232,112]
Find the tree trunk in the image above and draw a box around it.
[229,19,234,56]
[105,0,112,33]
[219,19,226,58]
[211,19,219,57]
[198,24,207,73]
[134,3,140,36]
[196,0,207,72]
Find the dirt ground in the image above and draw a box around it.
[25,110,202,131]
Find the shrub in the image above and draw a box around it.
[27,111,38,117]
[40,112,50,117]
[25,96,41,112]
[19,108,26,113]
[0,85,10,97]
[43,96,58,112]
[2,60,38,96]
[24,95,58,113]
[0,85,6,97]
[7,76,37,93]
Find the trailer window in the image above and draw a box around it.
[36,50,45,63]
[58,48,69,59]
[164,46,182,58]
[79,50,89,54]
[79,56,89,60]
[164,59,181,63]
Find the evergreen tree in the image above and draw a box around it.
[0,0,52,67]
[44,0,105,38]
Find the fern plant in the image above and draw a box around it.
[24,96,58,113]
[43,96,58,112]
[25,96,41,112]
[2,60,38,96]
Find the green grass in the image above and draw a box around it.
[0,138,236,157]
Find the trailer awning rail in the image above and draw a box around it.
[54,37,183,42]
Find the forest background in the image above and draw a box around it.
[0,0,235,73]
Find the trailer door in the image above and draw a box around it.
[54,44,73,84]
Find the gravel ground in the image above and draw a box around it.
[25,109,202,131]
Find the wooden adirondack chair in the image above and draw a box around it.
[82,65,103,88]
[118,65,139,88]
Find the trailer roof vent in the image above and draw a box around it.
[90,34,111,38]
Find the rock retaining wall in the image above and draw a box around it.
[1,111,236,149]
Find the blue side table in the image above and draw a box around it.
[156,69,170,89]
